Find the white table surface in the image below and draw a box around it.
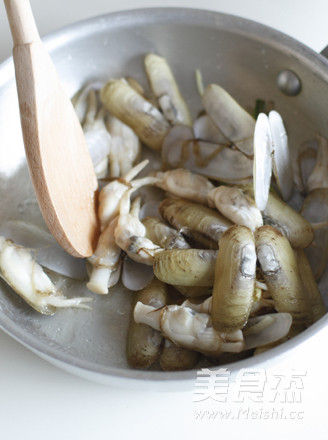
[1,1,328,438]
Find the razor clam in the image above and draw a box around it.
[202,84,255,157]
[245,186,314,249]
[183,287,274,317]
[159,198,233,243]
[98,159,149,231]
[161,124,253,184]
[106,114,141,178]
[212,225,257,333]
[86,217,122,294]
[127,278,168,369]
[301,188,328,279]
[208,186,263,231]
[134,302,245,356]
[126,76,146,97]
[295,249,326,322]
[307,134,328,192]
[153,249,217,286]
[255,226,313,325]
[253,113,272,211]
[159,339,199,371]
[0,220,87,280]
[153,168,215,205]
[100,79,170,150]
[144,53,192,126]
[269,110,294,201]
[243,313,293,350]
[0,237,92,315]
[115,190,163,265]
[142,216,190,250]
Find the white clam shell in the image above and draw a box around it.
[269,110,294,201]
[253,113,273,211]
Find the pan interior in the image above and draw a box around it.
[0,8,327,382]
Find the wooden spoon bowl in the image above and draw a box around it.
[4,0,99,257]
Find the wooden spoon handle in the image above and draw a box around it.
[4,0,40,46]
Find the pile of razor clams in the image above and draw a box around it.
[0,53,327,371]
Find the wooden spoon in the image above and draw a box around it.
[4,0,99,258]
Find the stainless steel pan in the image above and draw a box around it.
[0,8,327,389]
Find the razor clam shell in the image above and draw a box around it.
[157,304,245,356]
[202,84,255,157]
[153,249,218,286]
[296,249,326,322]
[154,168,215,205]
[142,216,190,250]
[253,113,273,211]
[243,313,292,350]
[269,110,294,201]
[126,278,168,369]
[144,53,192,126]
[126,76,146,97]
[255,225,313,325]
[212,225,257,333]
[0,220,87,279]
[162,124,253,184]
[100,79,170,151]
[245,186,314,249]
[159,198,233,243]
[301,188,328,280]
[207,186,263,232]
[159,339,199,371]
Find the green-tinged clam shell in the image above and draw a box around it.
[153,249,217,286]
[255,225,313,325]
[126,278,168,369]
[159,339,199,371]
[145,53,192,126]
[142,216,190,250]
[301,188,328,280]
[245,186,314,249]
[295,249,326,322]
[101,79,169,150]
[159,198,232,244]
[212,225,257,332]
